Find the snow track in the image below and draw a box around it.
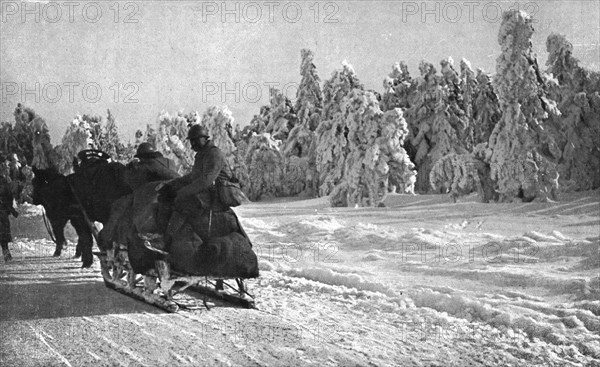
[1,194,599,366]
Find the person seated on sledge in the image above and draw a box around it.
[125,142,180,190]
[0,165,18,262]
[148,125,231,249]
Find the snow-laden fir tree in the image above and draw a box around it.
[200,105,248,187]
[378,108,416,195]
[295,49,323,131]
[381,61,413,112]
[545,33,600,191]
[55,115,94,173]
[330,90,416,206]
[316,61,363,197]
[265,88,297,142]
[316,61,415,206]
[201,106,236,160]
[440,57,471,149]
[245,133,284,201]
[459,59,477,148]
[429,61,502,203]
[282,121,317,197]
[24,108,60,171]
[405,60,468,193]
[1,103,36,165]
[485,10,561,202]
[56,110,130,172]
[282,49,324,197]
[473,70,502,144]
[237,105,270,151]
[430,144,497,203]
[147,111,195,174]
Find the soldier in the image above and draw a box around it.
[0,165,18,262]
[149,125,232,247]
[125,142,180,190]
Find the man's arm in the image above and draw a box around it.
[191,148,224,191]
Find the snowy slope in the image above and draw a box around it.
[1,192,598,366]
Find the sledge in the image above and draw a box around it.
[93,181,260,312]
[94,249,256,312]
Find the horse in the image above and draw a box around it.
[31,167,95,267]
[32,153,132,267]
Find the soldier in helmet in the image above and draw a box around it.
[125,142,180,190]
[151,125,232,246]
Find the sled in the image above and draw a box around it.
[94,246,256,312]
[93,181,260,313]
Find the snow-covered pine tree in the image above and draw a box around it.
[316,61,416,206]
[439,58,471,150]
[237,105,270,150]
[282,49,324,197]
[486,10,561,202]
[316,61,363,197]
[200,105,248,186]
[54,115,92,173]
[102,110,129,162]
[265,88,297,142]
[149,111,195,174]
[459,59,477,148]
[380,108,416,195]
[381,61,414,112]
[405,60,468,193]
[201,106,236,160]
[27,110,60,171]
[473,70,502,144]
[331,90,416,206]
[282,121,317,197]
[295,49,323,131]
[545,33,600,191]
[1,104,35,166]
[428,59,502,203]
[55,110,130,171]
[245,133,284,201]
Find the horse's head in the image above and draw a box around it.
[31,167,65,206]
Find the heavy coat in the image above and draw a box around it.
[125,152,180,190]
[169,141,231,211]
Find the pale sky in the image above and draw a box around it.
[1,0,599,143]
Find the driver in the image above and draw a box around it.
[147,125,231,249]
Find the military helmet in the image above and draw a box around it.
[187,125,210,140]
[135,142,156,158]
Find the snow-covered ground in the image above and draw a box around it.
[1,191,599,366]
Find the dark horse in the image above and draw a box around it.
[32,167,94,266]
[32,154,132,268]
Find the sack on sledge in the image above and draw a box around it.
[169,227,259,279]
[217,179,245,207]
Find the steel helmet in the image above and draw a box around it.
[187,125,210,140]
[134,142,157,158]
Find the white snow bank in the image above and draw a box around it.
[281,267,397,297]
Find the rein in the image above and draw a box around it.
[41,206,57,244]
